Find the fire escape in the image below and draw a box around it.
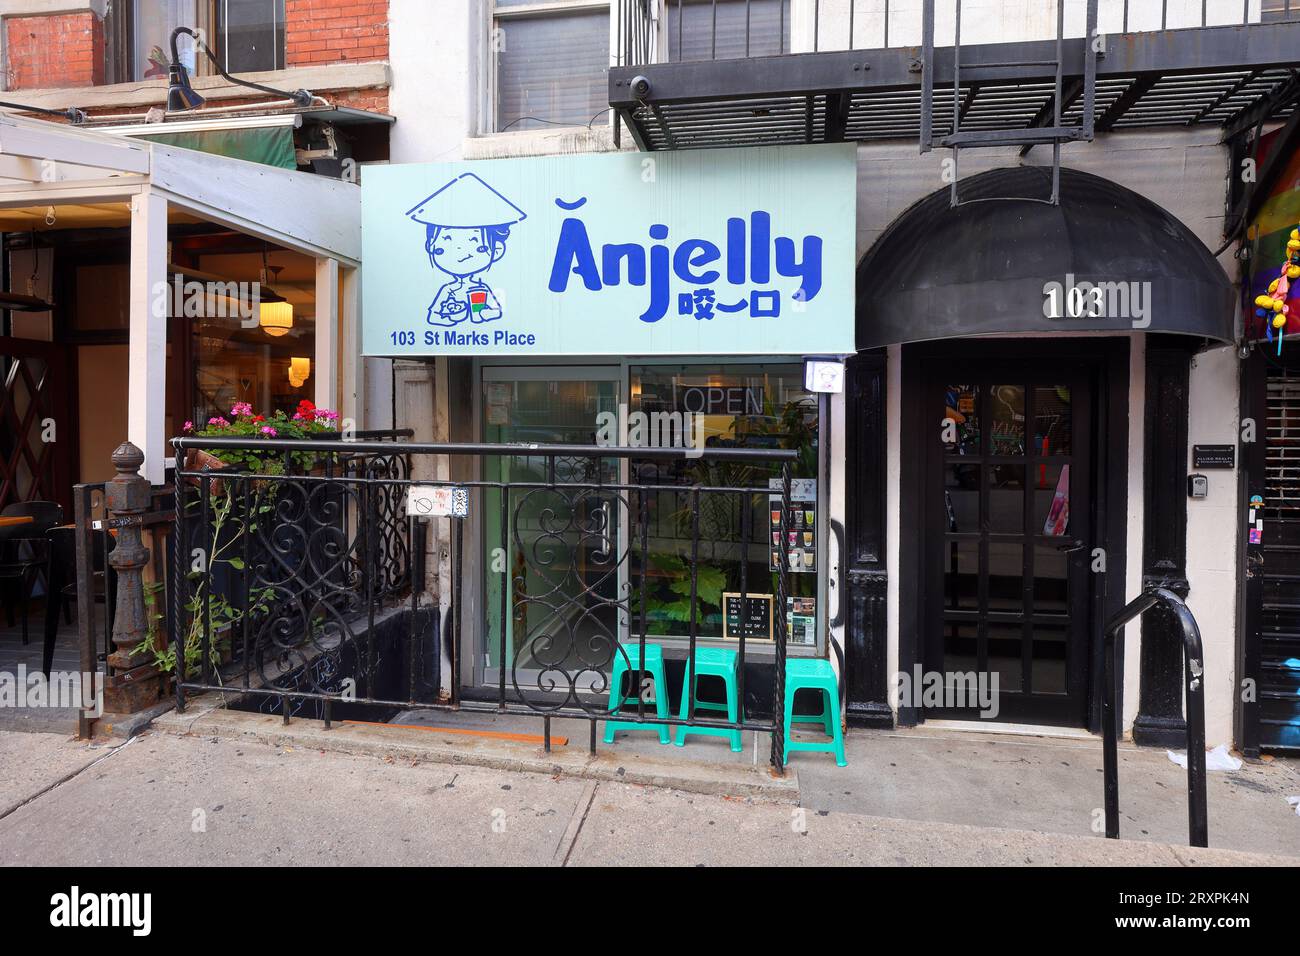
[611,0,1300,215]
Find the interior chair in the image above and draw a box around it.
[0,500,64,645]
[43,526,116,678]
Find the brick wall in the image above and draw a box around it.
[4,12,104,90]
[285,0,389,67]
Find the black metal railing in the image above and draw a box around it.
[618,0,1300,67]
[169,437,800,773]
[1101,586,1208,848]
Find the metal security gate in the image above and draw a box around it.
[1242,360,1300,752]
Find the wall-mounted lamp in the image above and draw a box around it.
[166,27,313,113]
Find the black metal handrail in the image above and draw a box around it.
[1101,586,1208,848]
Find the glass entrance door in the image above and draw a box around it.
[924,362,1093,726]
[480,367,623,695]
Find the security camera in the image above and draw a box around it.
[630,75,651,100]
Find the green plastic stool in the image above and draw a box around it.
[604,643,670,745]
[674,647,743,752]
[783,658,847,766]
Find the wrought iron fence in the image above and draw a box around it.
[618,0,1299,66]
[170,437,800,772]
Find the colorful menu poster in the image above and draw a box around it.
[768,477,817,573]
[786,596,816,646]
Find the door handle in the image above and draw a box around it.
[1053,537,1085,553]
[600,499,614,557]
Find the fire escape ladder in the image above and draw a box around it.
[920,0,1098,206]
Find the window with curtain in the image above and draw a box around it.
[494,2,611,132]
[134,0,200,81]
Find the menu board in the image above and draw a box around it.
[722,592,774,642]
[768,477,817,573]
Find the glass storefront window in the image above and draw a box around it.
[189,253,318,425]
[629,363,819,643]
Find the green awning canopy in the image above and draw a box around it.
[133,125,296,169]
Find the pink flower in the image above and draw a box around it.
[231,402,254,417]
[183,421,193,433]
[207,416,229,427]
[314,409,339,422]
[260,426,278,438]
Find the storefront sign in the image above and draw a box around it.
[360,144,856,356]
[673,385,763,415]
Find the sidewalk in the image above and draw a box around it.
[0,728,1295,866]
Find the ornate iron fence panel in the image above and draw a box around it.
[171,437,798,772]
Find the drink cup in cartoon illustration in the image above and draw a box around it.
[406,173,526,327]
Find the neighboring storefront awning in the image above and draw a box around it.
[856,167,1235,349]
[131,124,297,169]
[97,115,300,169]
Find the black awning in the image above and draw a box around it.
[856,167,1235,349]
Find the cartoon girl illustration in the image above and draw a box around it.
[406,173,526,327]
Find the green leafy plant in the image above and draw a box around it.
[147,399,345,677]
[137,485,276,678]
[632,552,727,635]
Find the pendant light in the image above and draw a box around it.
[288,356,311,388]
[259,246,292,337]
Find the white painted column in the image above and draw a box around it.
[127,187,168,485]
[339,264,363,429]
[314,256,340,410]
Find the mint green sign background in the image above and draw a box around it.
[361,143,856,357]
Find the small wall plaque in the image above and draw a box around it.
[1192,444,1235,469]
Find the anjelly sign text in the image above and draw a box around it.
[361,144,855,356]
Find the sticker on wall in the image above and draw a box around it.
[407,485,469,518]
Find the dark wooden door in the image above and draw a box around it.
[921,360,1093,726]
